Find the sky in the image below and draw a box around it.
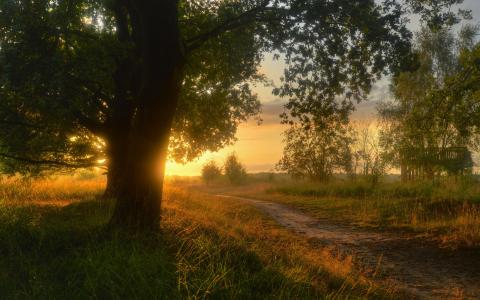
[165,0,480,176]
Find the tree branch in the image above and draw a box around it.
[73,111,106,137]
[0,153,97,168]
[0,120,43,129]
[185,0,272,52]
[61,29,99,41]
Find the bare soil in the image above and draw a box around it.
[216,194,480,299]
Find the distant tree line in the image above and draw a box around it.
[277,25,480,183]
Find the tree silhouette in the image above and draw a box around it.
[224,153,247,185]
[278,120,354,182]
[201,160,222,184]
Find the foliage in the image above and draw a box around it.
[275,0,469,130]
[434,38,480,143]
[224,153,247,185]
[352,124,388,185]
[0,0,466,175]
[0,0,262,174]
[277,118,354,182]
[201,160,222,184]
[405,0,472,29]
[379,25,480,174]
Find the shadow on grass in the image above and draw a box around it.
[0,200,178,299]
[0,199,341,299]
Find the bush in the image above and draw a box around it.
[201,161,222,184]
[277,123,354,182]
[224,153,247,185]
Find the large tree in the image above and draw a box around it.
[379,25,479,175]
[436,35,480,144]
[0,0,466,229]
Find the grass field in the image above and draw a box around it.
[214,177,480,248]
[0,176,398,299]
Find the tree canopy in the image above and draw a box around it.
[277,118,354,181]
[201,160,222,184]
[224,152,247,184]
[379,25,480,170]
[0,0,459,173]
[437,36,480,143]
[0,0,263,173]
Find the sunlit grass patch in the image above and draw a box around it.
[162,187,392,299]
[0,177,395,299]
[262,178,480,247]
[0,175,105,205]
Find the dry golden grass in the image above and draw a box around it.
[0,176,400,299]
[0,175,105,206]
[227,179,480,248]
[162,186,398,298]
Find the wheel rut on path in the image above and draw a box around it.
[216,194,480,299]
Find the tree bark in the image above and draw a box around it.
[103,135,128,199]
[108,0,184,230]
[103,168,120,199]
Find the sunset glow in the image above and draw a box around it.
[164,0,480,176]
[166,119,287,176]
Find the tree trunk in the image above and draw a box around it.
[108,0,184,230]
[109,134,170,230]
[103,169,120,199]
[103,136,128,199]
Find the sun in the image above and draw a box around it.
[164,152,226,177]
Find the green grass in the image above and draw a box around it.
[0,200,178,299]
[269,177,480,202]
[0,177,395,299]
[258,177,480,247]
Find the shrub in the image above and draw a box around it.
[201,161,222,184]
[224,153,247,185]
[277,124,354,182]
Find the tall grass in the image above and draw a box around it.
[0,175,105,205]
[270,177,480,202]
[265,178,480,247]
[162,187,388,299]
[0,177,396,299]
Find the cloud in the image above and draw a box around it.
[351,77,393,122]
[258,99,286,125]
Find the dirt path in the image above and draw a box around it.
[216,194,480,299]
